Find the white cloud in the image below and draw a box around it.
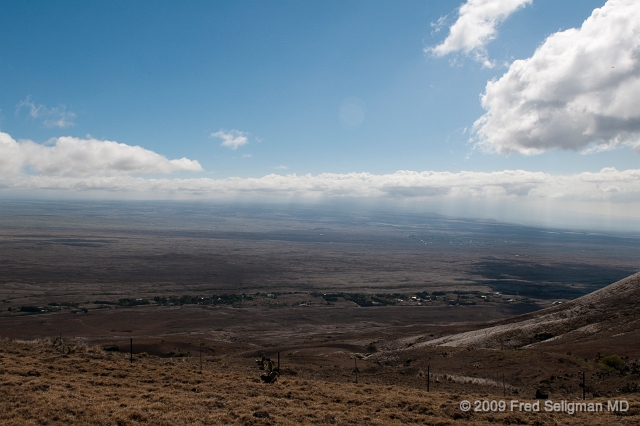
[428,0,532,67]
[274,165,288,170]
[43,113,76,129]
[211,129,249,150]
[2,158,640,207]
[0,132,202,177]
[2,133,640,228]
[0,132,24,175]
[431,15,449,34]
[474,0,640,154]
[2,127,640,228]
[16,97,77,128]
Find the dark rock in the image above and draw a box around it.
[535,389,549,399]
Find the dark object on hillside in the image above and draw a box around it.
[256,353,280,384]
[103,345,120,352]
[534,332,554,342]
[535,389,549,399]
[260,370,279,383]
[253,411,270,418]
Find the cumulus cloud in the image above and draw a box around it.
[16,97,77,128]
[211,129,249,150]
[0,132,202,177]
[428,0,532,67]
[474,0,640,154]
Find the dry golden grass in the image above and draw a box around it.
[1,339,638,425]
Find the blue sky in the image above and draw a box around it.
[1,0,640,230]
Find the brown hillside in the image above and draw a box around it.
[2,338,639,425]
[406,272,640,350]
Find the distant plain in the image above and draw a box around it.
[1,200,639,404]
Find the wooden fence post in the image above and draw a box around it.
[503,373,506,397]
[354,358,359,384]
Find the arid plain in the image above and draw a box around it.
[1,201,640,424]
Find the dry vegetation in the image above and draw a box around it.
[1,339,639,425]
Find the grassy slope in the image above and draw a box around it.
[1,339,638,425]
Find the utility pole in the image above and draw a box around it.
[503,373,506,397]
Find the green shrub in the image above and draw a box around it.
[600,354,625,371]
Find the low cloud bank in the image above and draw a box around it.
[1,163,639,206]
[2,130,640,229]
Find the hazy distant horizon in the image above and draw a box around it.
[2,0,640,233]
[1,197,639,236]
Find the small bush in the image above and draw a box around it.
[600,354,625,371]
